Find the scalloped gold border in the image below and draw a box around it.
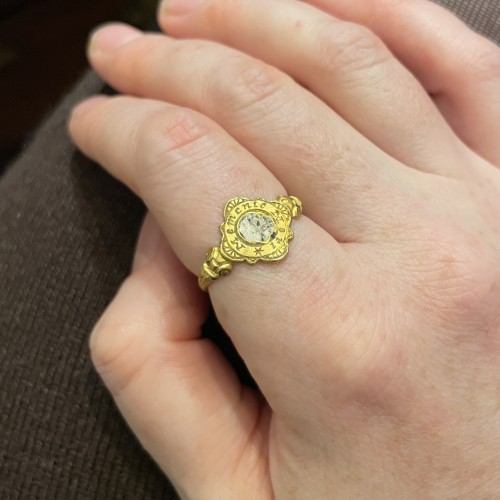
[220,198,294,264]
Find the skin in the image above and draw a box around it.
[68,0,500,498]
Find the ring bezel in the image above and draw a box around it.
[220,197,294,264]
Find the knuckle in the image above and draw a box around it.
[90,314,145,398]
[166,38,210,64]
[342,317,402,394]
[209,56,290,117]
[343,345,407,409]
[138,109,211,178]
[316,20,391,75]
[405,225,499,323]
[289,254,407,408]
[125,35,165,79]
[400,217,500,354]
[151,109,210,153]
[466,41,500,82]
[89,320,128,376]
[318,302,408,411]
[444,246,499,316]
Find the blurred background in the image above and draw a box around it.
[0,0,157,172]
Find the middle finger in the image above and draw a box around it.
[159,0,465,175]
[88,25,420,242]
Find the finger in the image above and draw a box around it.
[91,213,272,498]
[132,211,163,271]
[156,0,464,174]
[304,0,500,166]
[68,95,368,417]
[86,27,431,243]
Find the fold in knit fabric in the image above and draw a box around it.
[1,1,499,499]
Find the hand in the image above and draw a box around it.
[68,0,500,498]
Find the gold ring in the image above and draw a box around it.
[198,195,302,291]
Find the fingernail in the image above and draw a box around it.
[71,96,109,118]
[88,23,142,54]
[161,0,205,17]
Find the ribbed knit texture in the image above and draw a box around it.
[437,0,500,41]
[0,73,176,499]
[1,2,499,498]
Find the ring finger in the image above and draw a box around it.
[68,95,353,410]
[88,25,424,242]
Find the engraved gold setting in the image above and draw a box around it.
[198,196,302,291]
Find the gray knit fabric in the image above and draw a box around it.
[437,0,500,41]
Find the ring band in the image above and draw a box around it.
[198,195,302,291]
